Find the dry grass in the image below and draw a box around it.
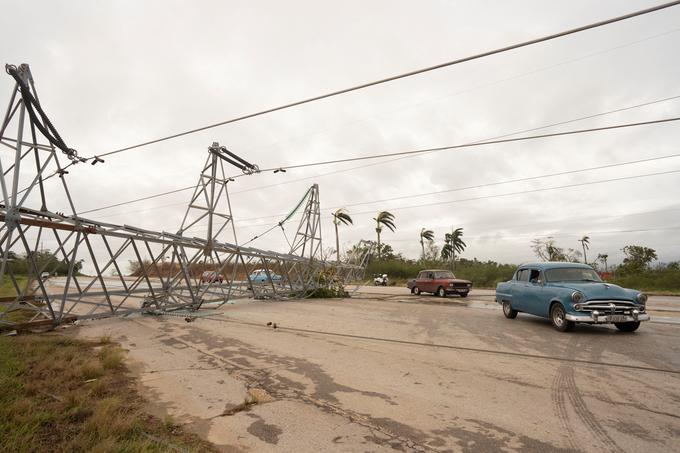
[0,334,219,452]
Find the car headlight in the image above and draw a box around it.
[571,291,584,303]
[636,293,647,305]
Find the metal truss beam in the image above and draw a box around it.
[0,64,367,329]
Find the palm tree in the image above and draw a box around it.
[419,228,434,260]
[332,208,353,263]
[441,227,466,271]
[579,236,590,264]
[598,253,609,272]
[373,211,396,259]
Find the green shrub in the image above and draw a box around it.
[366,258,516,288]
[609,267,680,293]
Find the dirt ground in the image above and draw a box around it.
[73,288,680,452]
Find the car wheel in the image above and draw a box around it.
[459,291,469,298]
[437,287,446,297]
[412,286,420,295]
[615,321,640,332]
[502,301,518,319]
[550,303,574,332]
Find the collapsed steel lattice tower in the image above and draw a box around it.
[0,64,367,329]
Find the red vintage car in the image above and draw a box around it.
[200,271,224,284]
[407,269,472,297]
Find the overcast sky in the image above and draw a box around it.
[2,0,680,268]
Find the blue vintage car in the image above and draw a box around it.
[495,262,649,332]
[249,269,283,283]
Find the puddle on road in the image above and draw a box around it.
[394,298,501,310]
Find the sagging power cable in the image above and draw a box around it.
[230,168,680,226]
[88,0,680,160]
[79,107,680,215]
[230,116,680,176]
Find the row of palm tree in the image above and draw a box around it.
[332,209,398,261]
[332,208,467,268]
[420,227,467,270]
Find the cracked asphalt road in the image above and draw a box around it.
[75,288,680,452]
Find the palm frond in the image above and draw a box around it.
[375,211,396,232]
[420,228,434,241]
[334,210,353,225]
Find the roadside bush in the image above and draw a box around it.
[609,266,680,293]
[306,287,349,298]
[366,258,516,288]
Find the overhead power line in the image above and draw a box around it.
[75,93,680,217]
[240,116,680,175]
[387,225,680,243]
[86,150,680,222]
[230,28,680,161]
[184,169,679,247]
[383,204,680,242]
[328,154,680,211]
[328,169,680,217]
[78,185,194,215]
[232,168,680,226]
[229,94,680,192]
[92,0,680,160]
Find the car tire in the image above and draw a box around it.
[502,301,518,319]
[412,286,420,295]
[615,321,641,332]
[437,287,446,297]
[550,303,574,332]
[459,292,469,298]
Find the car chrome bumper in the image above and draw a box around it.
[565,313,650,323]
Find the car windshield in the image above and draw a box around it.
[544,268,602,282]
[434,271,455,279]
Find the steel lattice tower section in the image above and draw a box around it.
[0,64,366,329]
[289,184,322,261]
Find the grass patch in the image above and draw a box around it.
[0,334,219,452]
[0,276,40,325]
[0,276,28,298]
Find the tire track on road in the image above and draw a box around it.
[561,365,625,453]
[552,337,625,453]
[551,368,579,451]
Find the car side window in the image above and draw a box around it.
[428,272,434,279]
[417,272,425,279]
[529,269,541,283]
[516,269,529,282]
